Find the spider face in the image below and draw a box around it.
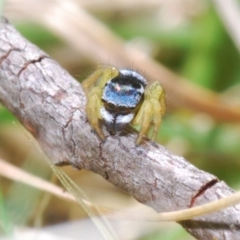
[101,69,147,134]
[82,65,166,145]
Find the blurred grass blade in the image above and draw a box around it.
[6,157,51,229]
[50,163,118,240]
[0,0,4,14]
[0,185,12,235]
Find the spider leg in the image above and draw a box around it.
[85,87,105,141]
[132,81,166,144]
[82,65,119,92]
[149,82,166,142]
[132,101,153,145]
[82,65,119,141]
[150,99,162,142]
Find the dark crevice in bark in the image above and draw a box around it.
[190,178,219,207]
[0,48,20,65]
[17,55,49,76]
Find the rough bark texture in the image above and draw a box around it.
[0,17,240,240]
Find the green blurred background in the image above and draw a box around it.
[1,0,240,239]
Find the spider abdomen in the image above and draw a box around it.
[101,69,146,133]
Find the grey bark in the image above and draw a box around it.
[0,17,240,240]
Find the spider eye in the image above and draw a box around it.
[117,106,133,112]
[106,103,115,110]
[118,106,127,111]
[104,102,132,113]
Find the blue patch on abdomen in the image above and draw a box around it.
[102,83,141,108]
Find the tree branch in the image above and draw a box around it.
[0,17,240,240]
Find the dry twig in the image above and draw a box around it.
[2,157,240,224]
[213,0,240,53]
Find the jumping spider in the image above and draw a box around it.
[82,65,166,145]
